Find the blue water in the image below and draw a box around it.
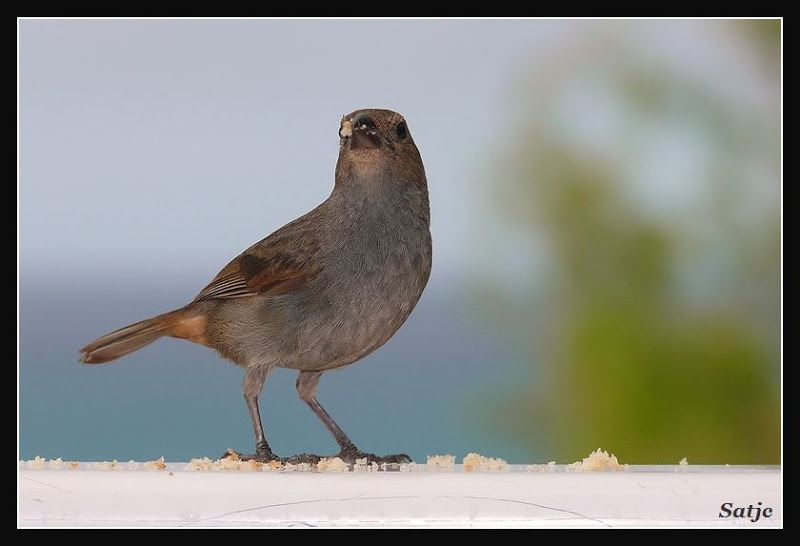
[19,275,529,463]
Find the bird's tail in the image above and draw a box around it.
[79,307,203,364]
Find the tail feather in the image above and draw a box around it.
[79,309,185,364]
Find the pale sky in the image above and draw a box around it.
[19,19,571,290]
[20,19,774,294]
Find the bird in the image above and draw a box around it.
[79,108,432,466]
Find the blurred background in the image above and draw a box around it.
[19,19,780,464]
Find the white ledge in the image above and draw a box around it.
[18,463,782,528]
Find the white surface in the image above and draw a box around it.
[18,464,781,528]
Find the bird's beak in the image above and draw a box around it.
[344,116,381,149]
[340,119,353,138]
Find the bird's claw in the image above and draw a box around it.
[221,448,321,465]
[337,444,412,467]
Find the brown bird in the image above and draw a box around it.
[79,108,432,465]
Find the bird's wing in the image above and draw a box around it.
[192,223,321,303]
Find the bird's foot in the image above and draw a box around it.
[337,443,412,468]
[282,453,323,465]
[221,444,321,465]
[220,447,277,463]
[220,443,412,470]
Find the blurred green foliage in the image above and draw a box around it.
[484,21,780,464]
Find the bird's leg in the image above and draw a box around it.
[222,364,319,464]
[296,371,412,465]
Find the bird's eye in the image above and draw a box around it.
[396,122,408,140]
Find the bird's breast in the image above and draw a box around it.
[291,217,431,371]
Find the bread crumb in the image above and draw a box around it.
[223,449,241,461]
[353,457,381,472]
[399,461,425,472]
[186,456,269,472]
[426,454,456,472]
[679,457,688,466]
[218,456,244,471]
[263,459,284,472]
[462,453,509,472]
[340,120,353,138]
[27,456,46,469]
[86,461,118,470]
[186,457,215,471]
[206,451,276,471]
[284,462,313,472]
[240,459,263,472]
[316,457,349,472]
[68,461,80,469]
[526,461,557,472]
[47,457,64,469]
[567,448,627,471]
[145,457,167,471]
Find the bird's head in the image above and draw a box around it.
[335,108,425,190]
